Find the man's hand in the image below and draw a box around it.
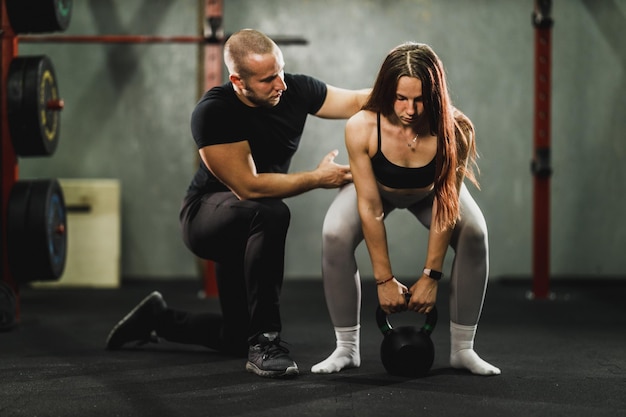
[314,149,352,188]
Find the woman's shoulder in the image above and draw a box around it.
[347,110,378,138]
[348,109,377,127]
[346,110,377,152]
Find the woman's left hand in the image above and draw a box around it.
[407,276,438,314]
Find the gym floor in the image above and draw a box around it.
[1,278,625,417]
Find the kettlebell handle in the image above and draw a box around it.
[376,293,437,336]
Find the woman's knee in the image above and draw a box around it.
[455,218,488,256]
[322,185,361,246]
[323,215,361,252]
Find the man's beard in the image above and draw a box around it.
[243,88,279,108]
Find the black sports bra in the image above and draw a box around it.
[370,113,436,189]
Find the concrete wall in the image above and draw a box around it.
[17,0,626,282]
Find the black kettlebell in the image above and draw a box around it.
[376,296,437,377]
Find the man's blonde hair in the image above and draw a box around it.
[224,29,278,79]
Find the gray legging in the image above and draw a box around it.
[321,182,489,328]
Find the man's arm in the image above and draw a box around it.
[315,85,371,119]
[199,141,351,200]
[196,84,369,200]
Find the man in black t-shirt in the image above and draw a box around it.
[105,29,369,379]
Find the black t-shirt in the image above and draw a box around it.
[187,73,328,197]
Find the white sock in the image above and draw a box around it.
[450,321,501,376]
[311,325,360,374]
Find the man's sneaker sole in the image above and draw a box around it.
[245,361,299,378]
[105,291,165,350]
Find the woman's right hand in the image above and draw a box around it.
[377,278,409,315]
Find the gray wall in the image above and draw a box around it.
[18,0,626,282]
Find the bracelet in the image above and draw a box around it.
[376,276,395,286]
[423,268,443,281]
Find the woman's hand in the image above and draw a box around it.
[377,278,409,315]
[407,276,438,314]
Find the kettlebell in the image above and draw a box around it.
[376,296,437,377]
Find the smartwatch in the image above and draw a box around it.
[423,268,443,281]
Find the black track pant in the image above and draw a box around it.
[156,192,290,356]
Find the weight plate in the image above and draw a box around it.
[7,55,62,157]
[7,179,67,283]
[6,0,73,34]
[0,282,17,332]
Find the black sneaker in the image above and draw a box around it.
[245,333,299,378]
[105,291,167,350]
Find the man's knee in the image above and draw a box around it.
[255,199,291,230]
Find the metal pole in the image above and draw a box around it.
[0,0,20,317]
[531,0,553,299]
[17,34,307,45]
[200,0,223,298]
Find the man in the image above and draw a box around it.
[105,28,369,379]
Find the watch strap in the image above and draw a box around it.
[423,268,443,281]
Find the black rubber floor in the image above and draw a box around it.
[1,278,625,417]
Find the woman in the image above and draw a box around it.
[312,42,500,376]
